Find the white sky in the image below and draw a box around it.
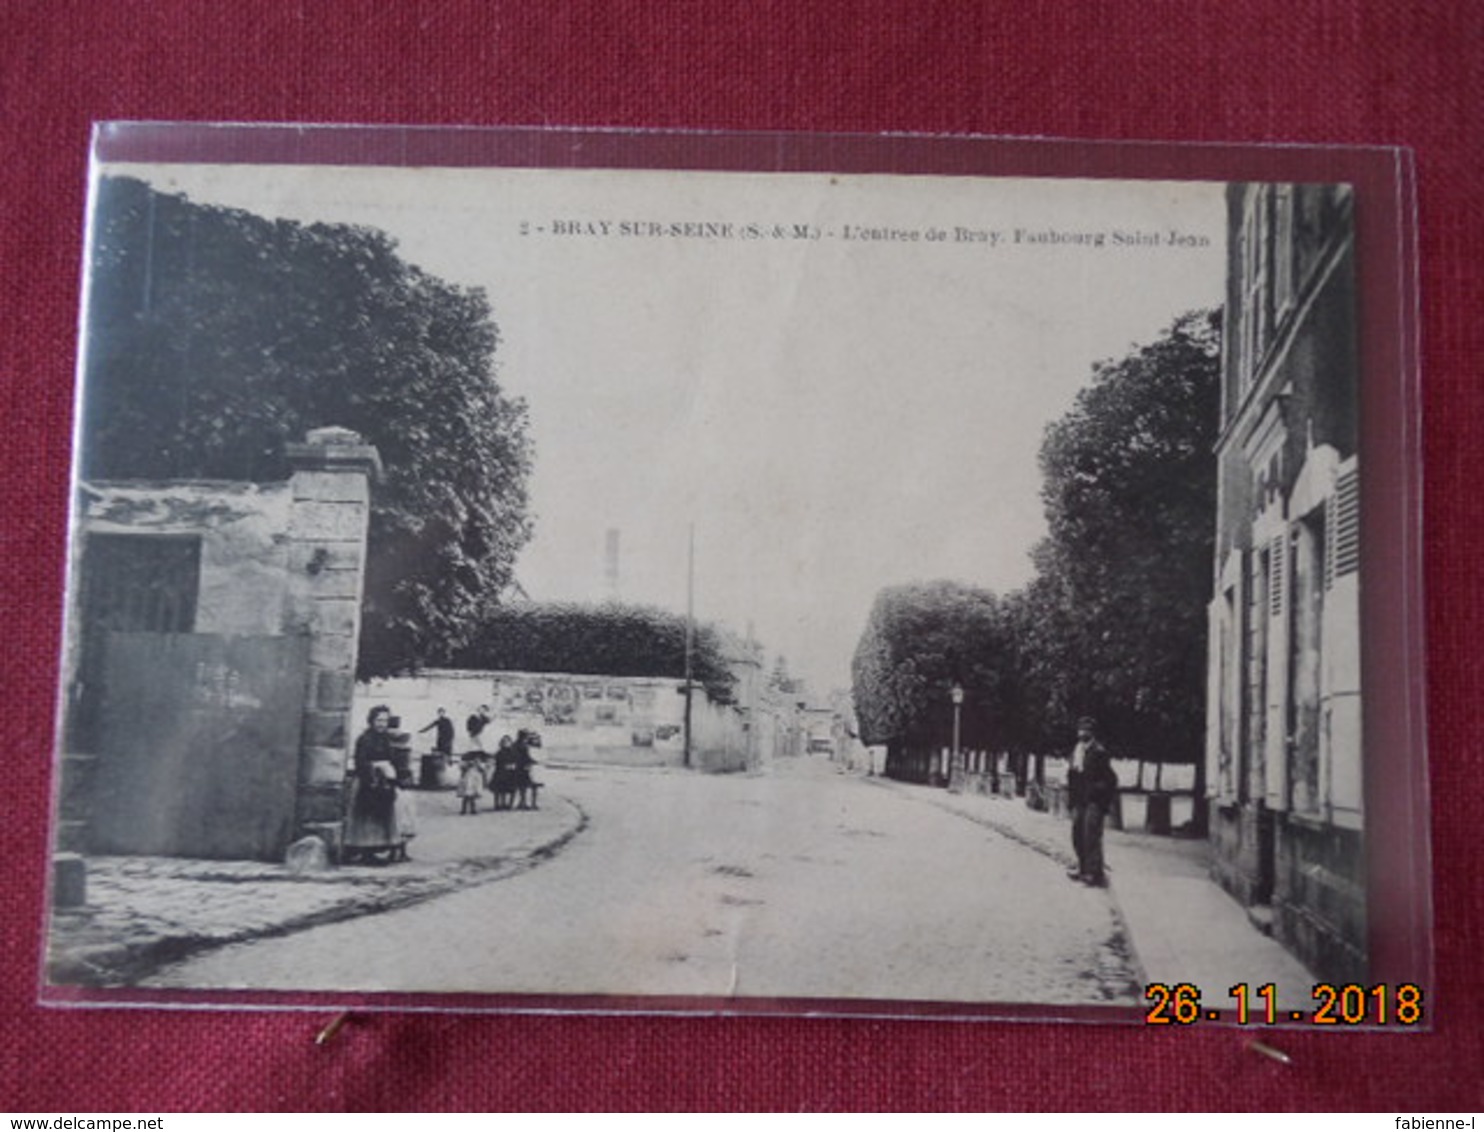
[107,162,1226,695]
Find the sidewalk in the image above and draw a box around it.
[861,771,1318,1009]
[45,787,584,987]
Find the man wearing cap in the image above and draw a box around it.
[1066,716,1119,886]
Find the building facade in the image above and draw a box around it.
[1205,182,1365,981]
[56,427,380,862]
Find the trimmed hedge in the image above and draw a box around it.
[447,602,737,704]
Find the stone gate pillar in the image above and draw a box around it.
[284,427,382,849]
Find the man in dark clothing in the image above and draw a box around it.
[419,707,456,756]
[1066,716,1119,886]
[416,706,459,789]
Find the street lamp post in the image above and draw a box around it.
[682,522,695,770]
[949,683,964,788]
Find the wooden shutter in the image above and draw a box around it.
[1206,596,1228,802]
[1327,464,1360,587]
[1264,532,1290,811]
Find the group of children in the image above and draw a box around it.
[455,732,540,815]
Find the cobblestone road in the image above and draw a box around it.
[145,756,1141,1007]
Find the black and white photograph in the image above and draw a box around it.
[43,134,1396,1019]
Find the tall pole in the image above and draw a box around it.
[950,683,964,789]
[951,703,961,784]
[683,522,694,769]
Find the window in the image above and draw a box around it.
[1273,184,1296,323]
[1287,514,1327,815]
[1239,186,1272,397]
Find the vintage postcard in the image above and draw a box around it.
[42,127,1427,1023]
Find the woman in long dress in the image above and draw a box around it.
[343,705,400,863]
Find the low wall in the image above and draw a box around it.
[356,668,765,773]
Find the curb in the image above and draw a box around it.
[46,799,589,988]
[862,774,1150,998]
[862,773,1078,869]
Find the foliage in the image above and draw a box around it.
[1032,309,1222,758]
[850,580,1018,750]
[79,176,534,678]
[849,310,1220,764]
[768,655,800,696]
[447,602,737,704]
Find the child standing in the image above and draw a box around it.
[456,754,484,815]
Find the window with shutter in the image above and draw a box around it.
[1264,530,1290,812]
[1268,532,1285,618]
[1245,549,1269,801]
[1328,465,1360,587]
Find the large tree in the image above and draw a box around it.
[1034,308,1221,760]
[851,579,1016,752]
[79,176,534,677]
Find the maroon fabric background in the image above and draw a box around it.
[2,1,1479,1112]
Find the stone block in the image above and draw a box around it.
[296,783,346,825]
[287,542,362,574]
[291,470,371,504]
[305,425,365,447]
[55,819,90,854]
[310,631,358,671]
[300,821,344,865]
[1146,792,1172,835]
[307,565,362,600]
[286,430,383,481]
[316,669,357,712]
[312,598,362,638]
[52,853,86,908]
[285,835,331,874]
[300,745,347,786]
[1122,791,1149,832]
[304,711,348,750]
[285,432,382,482]
[291,501,368,542]
[58,754,98,822]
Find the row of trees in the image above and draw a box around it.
[852,309,1222,765]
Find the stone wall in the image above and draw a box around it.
[1273,816,1367,983]
[1209,803,1269,907]
[357,665,786,773]
[282,428,382,838]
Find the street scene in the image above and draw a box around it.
[44,147,1369,1015]
[144,757,1141,1003]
